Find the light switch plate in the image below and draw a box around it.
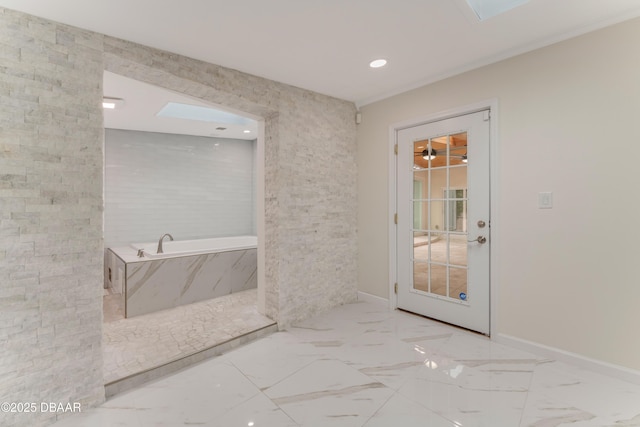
[538,192,553,209]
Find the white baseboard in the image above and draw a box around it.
[357,291,389,307]
[494,333,640,386]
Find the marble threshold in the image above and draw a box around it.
[102,288,277,397]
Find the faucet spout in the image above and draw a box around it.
[157,233,174,254]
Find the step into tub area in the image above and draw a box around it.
[102,288,277,397]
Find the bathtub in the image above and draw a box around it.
[130,235,257,259]
[108,236,258,317]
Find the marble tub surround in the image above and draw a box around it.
[109,245,257,317]
[104,248,126,292]
[103,288,274,385]
[57,300,640,427]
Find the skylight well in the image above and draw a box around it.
[465,0,529,21]
[157,102,253,126]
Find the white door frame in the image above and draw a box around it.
[388,99,500,337]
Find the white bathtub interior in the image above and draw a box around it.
[130,235,258,259]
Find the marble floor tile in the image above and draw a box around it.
[54,298,640,427]
[222,332,325,390]
[209,393,299,427]
[398,374,529,427]
[263,359,394,426]
[103,359,262,426]
[520,361,640,426]
[362,393,456,427]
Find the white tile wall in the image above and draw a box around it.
[104,129,256,248]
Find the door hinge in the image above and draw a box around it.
[483,110,490,121]
[394,283,398,294]
[394,144,398,155]
[394,213,397,224]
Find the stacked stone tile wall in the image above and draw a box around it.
[0,8,105,427]
[1,6,357,426]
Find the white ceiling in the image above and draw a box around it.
[3,0,640,135]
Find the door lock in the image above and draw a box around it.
[468,236,487,244]
[477,220,486,228]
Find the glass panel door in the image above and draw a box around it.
[397,110,490,334]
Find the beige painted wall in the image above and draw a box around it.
[357,17,640,371]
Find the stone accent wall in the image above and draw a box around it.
[275,90,358,324]
[1,6,357,427]
[0,8,105,427]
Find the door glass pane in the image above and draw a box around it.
[428,200,444,232]
[449,266,467,300]
[430,136,448,168]
[429,233,447,264]
[429,168,446,202]
[413,168,429,183]
[413,261,428,292]
[449,132,467,166]
[410,132,469,302]
[449,235,467,267]
[445,188,467,232]
[413,232,429,262]
[450,166,467,190]
[413,181,422,229]
[430,264,447,296]
[413,201,429,232]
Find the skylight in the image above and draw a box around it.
[156,102,253,126]
[465,0,529,21]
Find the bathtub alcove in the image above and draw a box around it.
[101,71,276,397]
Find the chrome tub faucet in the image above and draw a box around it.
[157,233,174,254]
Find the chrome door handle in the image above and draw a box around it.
[468,236,487,244]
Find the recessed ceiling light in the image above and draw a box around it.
[243,130,251,134]
[465,0,529,21]
[369,59,387,68]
